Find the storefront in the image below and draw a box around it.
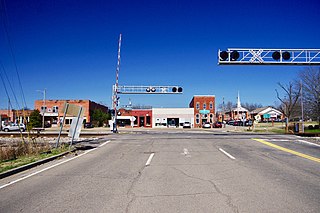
[152,108,194,128]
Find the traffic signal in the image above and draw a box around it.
[172,87,183,93]
[272,51,291,61]
[282,51,291,60]
[272,51,280,60]
[146,87,156,92]
[230,51,240,61]
[219,50,240,61]
[220,51,228,61]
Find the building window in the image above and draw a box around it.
[146,116,151,126]
[209,102,213,109]
[53,106,59,113]
[196,102,200,110]
[40,106,47,112]
[196,113,200,124]
[203,103,207,109]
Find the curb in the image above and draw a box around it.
[0,149,76,179]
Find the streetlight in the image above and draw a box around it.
[37,89,46,128]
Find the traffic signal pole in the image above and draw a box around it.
[111,34,183,133]
[112,34,122,133]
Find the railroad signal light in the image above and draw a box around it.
[219,50,240,61]
[272,51,280,60]
[219,51,228,61]
[282,51,291,60]
[230,51,240,61]
[172,87,183,93]
[146,87,156,92]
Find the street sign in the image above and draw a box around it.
[263,114,271,119]
[199,109,210,114]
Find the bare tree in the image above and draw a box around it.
[242,102,263,111]
[275,82,301,133]
[297,67,320,125]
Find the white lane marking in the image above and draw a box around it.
[181,148,191,157]
[298,139,320,147]
[219,148,236,160]
[99,140,111,147]
[145,153,155,166]
[263,138,320,148]
[183,148,189,155]
[0,141,111,190]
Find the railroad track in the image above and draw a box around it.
[0,131,110,138]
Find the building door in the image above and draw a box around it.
[139,116,145,127]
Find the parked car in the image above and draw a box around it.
[245,120,253,126]
[213,122,222,128]
[44,122,52,128]
[183,122,191,128]
[227,120,235,125]
[2,123,25,132]
[84,122,94,128]
[202,122,211,128]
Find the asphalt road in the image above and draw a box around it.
[0,129,319,212]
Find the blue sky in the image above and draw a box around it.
[1,0,320,110]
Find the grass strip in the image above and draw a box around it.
[0,147,68,174]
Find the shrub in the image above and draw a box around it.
[314,125,319,129]
[308,125,314,130]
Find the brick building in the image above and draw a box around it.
[34,100,108,126]
[0,109,33,124]
[117,108,152,128]
[189,95,215,128]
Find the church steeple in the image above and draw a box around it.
[237,91,241,108]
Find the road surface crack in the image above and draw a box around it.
[125,167,143,213]
[173,167,239,213]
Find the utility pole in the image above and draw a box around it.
[37,89,46,128]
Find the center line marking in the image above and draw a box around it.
[253,138,320,163]
[145,153,155,166]
[219,148,236,160]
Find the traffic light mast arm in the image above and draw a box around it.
[218,48,320,65]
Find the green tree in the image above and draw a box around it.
[29,109,42,129]
[90,109,110,127]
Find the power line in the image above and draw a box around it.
[0,61,21,110]
[0,0,28,109]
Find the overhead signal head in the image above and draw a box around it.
[230,51,240,61]
[282,51,291,60]
[172,87,177,92]
[172,87,183,93]
[220,51,228,61]
[272,51,280,60]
